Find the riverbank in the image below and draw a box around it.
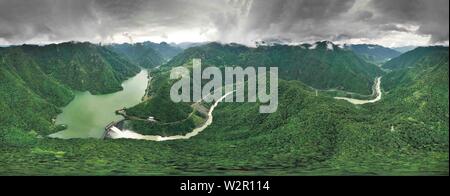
[49,70,150,139]
[334,77,382,105]
[106,90,235,141]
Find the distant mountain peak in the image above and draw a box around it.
[347,44,402,64]
[306,41,338,51]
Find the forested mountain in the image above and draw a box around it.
[42,45,445,175]
[108,41,183,67]
[0,42,142,135]
[375,46,449,150]
[170,42,209,50]
[17,42,141,94]
[130,45,449,149]
[140,41,183,60]
[197,45,449,171]
[124,70,198,136]
[0,42,447,175]
[0,48,73,135]
[165,41,382,94]
[392,46,417,53]
[347,44,402,64]
[383,46,448,70]
[108,43,165,68]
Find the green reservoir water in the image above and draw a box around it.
[50,70,149,139]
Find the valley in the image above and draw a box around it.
[50,70,149,139]
[108,90,235,141]
[0,42,448,176]
[334,77,382,105]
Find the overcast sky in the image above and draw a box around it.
[0,0,448,47]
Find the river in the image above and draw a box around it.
[50,72,380,140]
[49,70,149,139]
[334,77,382,105]
[107,91,235,141]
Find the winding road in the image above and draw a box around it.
[109,76,382,141]
[108,91,235,141]
[334,77,382,105]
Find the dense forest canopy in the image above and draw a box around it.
[0,43,448,175]
[165,41,382,95]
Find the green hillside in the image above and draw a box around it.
[108,41,182,67]
[140,42,183,61]
[383,46,448,70]
[348,44,402,64]
[165,42,382,94]
[123,70,198,136]
[115,46,448,174]
[0,49,73,135]
[0,42,141,135]
[0,76,447,175]
[0,45,447,175]
[378,47,449,150]
[19,42,141,94]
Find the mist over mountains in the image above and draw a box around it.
[1,0,448,47]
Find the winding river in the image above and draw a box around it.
[108,91,235,141]
[50,69,381,141]
[334,77,382,105]
[110,76,383,141]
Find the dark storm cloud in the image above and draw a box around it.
[356,10,374,21]
[209,0,359,43]
[246,0,356,30]
[252,0,355,33]
[212,0,448,44]
[370,0,449,42]
[0,0,97,42]
[0,0,219,43]
[0,0,448,45]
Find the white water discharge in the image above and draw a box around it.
[108,91,235,141]
[334,77,382,105]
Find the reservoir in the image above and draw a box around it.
[49,70,149,139]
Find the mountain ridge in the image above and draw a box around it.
[346,44,402,64]
[164,41,382,94]
[0,42,142,135]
